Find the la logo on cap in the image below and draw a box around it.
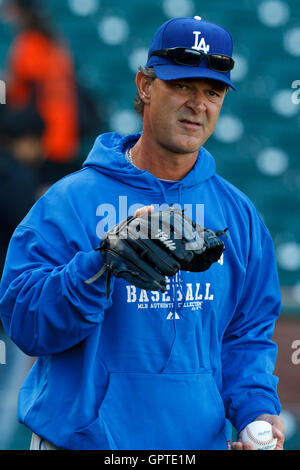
[192,31,210,54]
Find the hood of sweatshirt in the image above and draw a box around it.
[82,132,216,196]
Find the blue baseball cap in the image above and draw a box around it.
[145,16,236,90]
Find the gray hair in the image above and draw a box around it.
[134,66,157,118]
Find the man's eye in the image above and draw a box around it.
[176,83,188,90]
[208,90,219,97]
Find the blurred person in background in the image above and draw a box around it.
[1,0,80,184]
[0,103,45,277]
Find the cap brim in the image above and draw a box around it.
[153,64,237,91]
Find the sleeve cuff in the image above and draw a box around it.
[72,249,115,300]
[75,249,105,282]
[233,396,281,433]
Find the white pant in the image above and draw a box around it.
[30,432,60,450]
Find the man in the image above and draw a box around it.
[0,17,284,450]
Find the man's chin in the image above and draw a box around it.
[174,137,207,154]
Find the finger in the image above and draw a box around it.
[231,438,255,450]
[134,205,154,218]
[272,427,284,450]
[232,440,255,451]
[243,441,255,450]
[231,441,243,450]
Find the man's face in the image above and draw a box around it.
[144,77,227,155]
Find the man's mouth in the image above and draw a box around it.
[178,119,203,129]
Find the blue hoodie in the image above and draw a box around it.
[0,132,281,450]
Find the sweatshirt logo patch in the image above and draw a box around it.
[124,254,224,318]
[166,311,180,320]
[125,273,218,318]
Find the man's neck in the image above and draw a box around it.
[130,134,199,181]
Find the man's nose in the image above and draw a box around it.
[186,92,207,112]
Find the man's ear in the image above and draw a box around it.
[136,71,152,106]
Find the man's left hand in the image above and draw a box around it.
[231,414,285,450]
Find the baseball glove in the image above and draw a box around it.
[85,208,227,298]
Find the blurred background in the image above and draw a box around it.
[0,0,299,450]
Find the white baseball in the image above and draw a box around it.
[241,420,277,450]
